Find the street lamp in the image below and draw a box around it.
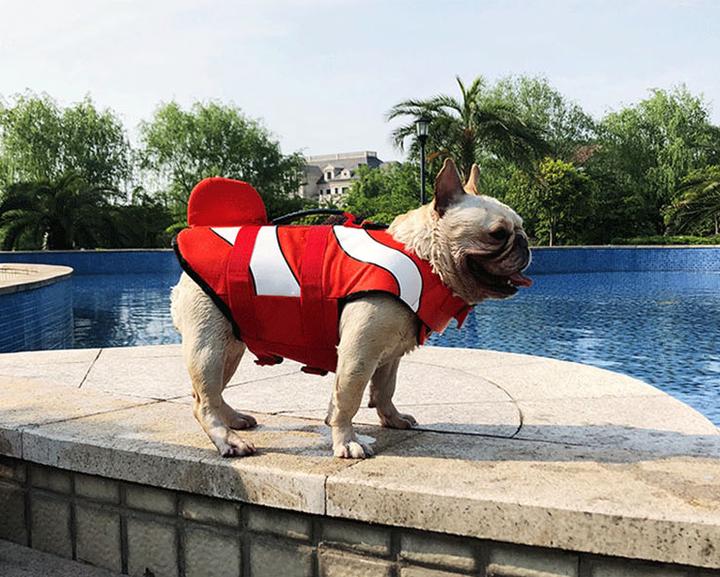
[415,116,430,204]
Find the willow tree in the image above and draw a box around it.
[0,93,131,192]
[590,86,720,235]
[139,101,306,226]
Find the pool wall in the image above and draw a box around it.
[0,265,74,352]
[0,250,179,275]
[1,246,719,275]
[529,245,720,273]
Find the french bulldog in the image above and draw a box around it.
[171,158,531,458]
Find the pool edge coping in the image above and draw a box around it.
[0,263,73,295]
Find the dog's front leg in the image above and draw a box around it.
[369,359,418,429]
[328,296,419,458]
[329,352,377,458]
[328,302,388,458]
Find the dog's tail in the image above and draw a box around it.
[187,177,268,227]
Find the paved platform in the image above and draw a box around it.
[0,345,719,569]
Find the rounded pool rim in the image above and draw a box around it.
[0,263,73,295]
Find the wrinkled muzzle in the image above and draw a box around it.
[465,235,532,298]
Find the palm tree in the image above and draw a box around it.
[387,76,549,179]
[665,166,720,236]
[0,172,118,250]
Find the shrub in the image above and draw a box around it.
[610,235,720,245]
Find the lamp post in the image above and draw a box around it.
[415,116,430,205]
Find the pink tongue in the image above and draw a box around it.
[509,272,533,287]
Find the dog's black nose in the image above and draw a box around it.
[515,235,530,265]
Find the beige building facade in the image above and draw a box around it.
[298,151,383,205]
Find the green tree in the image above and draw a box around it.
[471,76,595,202]
[665,166,720,236]
[0,172,118,250]
[111,190,174,248]
[342,163,420,224]
[588,86,720,235]
[387,76,548,181]
[0,93,131,191]
[139,101,306,224]
[488,75,595,160]
[506,158,593,246]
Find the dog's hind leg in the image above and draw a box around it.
[173,273,256,457]
[368,358,417,430]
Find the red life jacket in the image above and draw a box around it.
[174,177,471,374]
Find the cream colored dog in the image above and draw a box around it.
[171,159,531,459]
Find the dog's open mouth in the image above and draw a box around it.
[466,255,533,297]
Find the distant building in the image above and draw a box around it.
[298,151,383,205]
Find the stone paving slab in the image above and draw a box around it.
[516,395,720,452]
[0,349,99,388]
[82,352,193,399]
[477,357,663,400]
[0,375,152,458]
[83,345,302,399]
[376,361,514,405]
[0,363,92,389]
[1,344,719,568]
[404,346,545,370]
[175,360,514,421]
[95,344,182,359]
[0,348,101,365]
[286,402,520,437]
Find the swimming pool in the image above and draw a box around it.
[66,268,720,426]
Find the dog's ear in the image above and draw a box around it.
[433,158,465,216]
[463,163,480,195]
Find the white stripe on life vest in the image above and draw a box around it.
[211,226,242,245]
[250,226,301,297]
[333,227,422,312]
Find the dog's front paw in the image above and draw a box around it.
[333,440,374,459]
[379,412,417,430]
[219,431,256,458]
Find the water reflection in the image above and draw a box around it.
[72,273,180,348]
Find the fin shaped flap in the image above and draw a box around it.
[187,177,268,227]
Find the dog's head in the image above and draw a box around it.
[429,158,532,304]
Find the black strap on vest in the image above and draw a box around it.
[271,209,388,229]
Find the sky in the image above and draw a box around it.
[0,0,718,162]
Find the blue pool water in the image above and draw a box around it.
[69,270,720,425]
[72,273,180,348]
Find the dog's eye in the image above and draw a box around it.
[489,228,509,241]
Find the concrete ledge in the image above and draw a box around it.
[0,264,73,295]
[0,345,719,571]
